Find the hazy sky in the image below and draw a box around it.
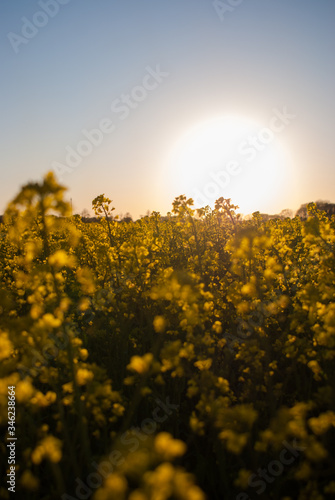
[1,0,335,218]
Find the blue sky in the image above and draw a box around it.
[1,0,335,217]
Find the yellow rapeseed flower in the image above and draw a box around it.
[241,283,257,297]
[20,470,39,491]
[76,368,94,386]
[219,430,248,454]
[217,377,230,393]
[154,432,187,460]
[15,379,35,403]
[307,360,322,380]
[62,381,73,393]
[31,391,56,407]
[304,439,328,462]
[0,331,13,361]
[30,304,44,319]
[127,353,153,374]
[31,435,62,464]
[308,411,335,435]
[78,297,91,311]
[41,313,61,329]
[194,359,212,371]
[234,468,253,489]
[153,315,166,333]
[294,462,312,480]
[128,492,147,500]
[49,250,76,269]
[148,461,174,484]
[104,474,127,495]
[79,348,89,360]
[212,321,222,334]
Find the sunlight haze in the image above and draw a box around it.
[1,0,334,217]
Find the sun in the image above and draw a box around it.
[163,114,294,215]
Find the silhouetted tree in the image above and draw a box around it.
[280,208,293,219]
[296,201,335,219]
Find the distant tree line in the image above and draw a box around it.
[252,201,335,221]
[295,200,335,220]
[1,201,335,224]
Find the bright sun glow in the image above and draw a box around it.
[165,115,294,215]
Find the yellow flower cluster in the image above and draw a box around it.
[31,435,62,464]
[127,353,153,374]
[0,330,13,361]
[154,432,186,460]
[76,368,94,386]
[1,174,335,499]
